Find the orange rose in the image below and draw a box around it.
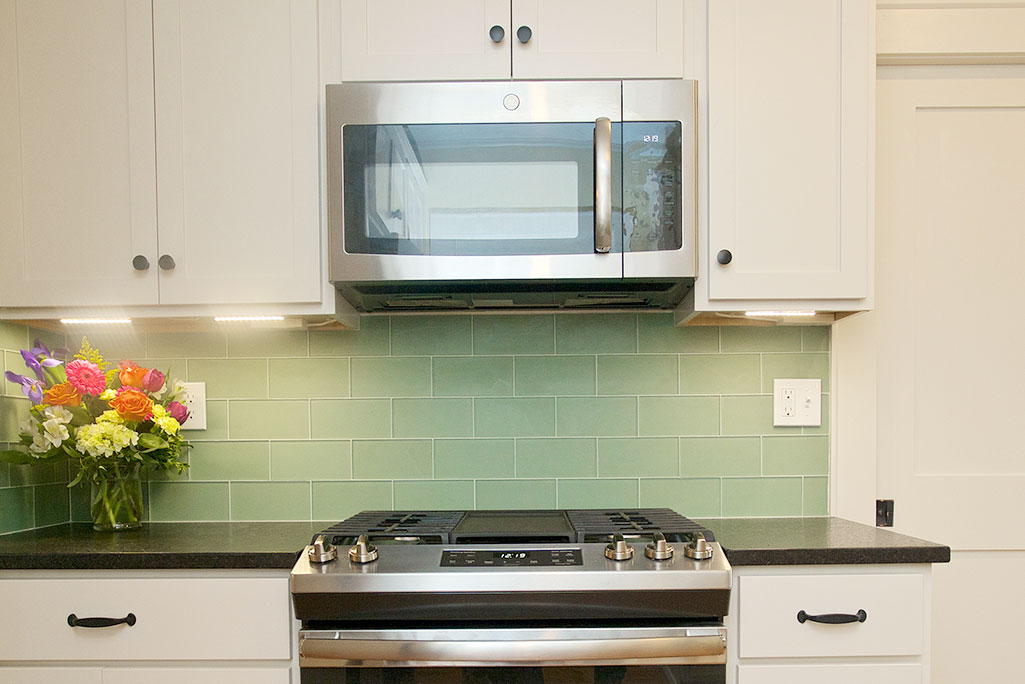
[43,382,81,407]
[118,361,149,388]
[110,387,154,421]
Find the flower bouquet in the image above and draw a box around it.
[2,338,190,531]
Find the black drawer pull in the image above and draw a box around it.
[67,613,137,628]
[797,609,866,625]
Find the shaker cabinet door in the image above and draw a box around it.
[336,0,511,81]
[511,0,684,80]
[0,0,158,308]
[706,0,872,304]
[152,0,322,305]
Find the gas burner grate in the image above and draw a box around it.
[317,510,465,544]
[565,508,714,542]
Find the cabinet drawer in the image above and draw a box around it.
[738,573,924,658]
[0,669,102,684]
[0,577,290,661]
[739,663,922,684]
[103,668,290,684]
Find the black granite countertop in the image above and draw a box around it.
[0,517,949,571]
[697,517,950,566]
[0,522,319,570]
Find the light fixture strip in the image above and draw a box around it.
[744,311,817,317]
[60,318,132,325]
[213,315,286,322]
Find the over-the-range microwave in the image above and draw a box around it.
[327,79,697,312]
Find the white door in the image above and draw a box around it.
[872,77,1025,551]
[0,0,158,308]
[706,0,871,301]
[336,0,510,81]
[153,0,321,305]
[511,0,684,80]
[836,72,1025,684]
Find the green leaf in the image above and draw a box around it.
[0,449,35,465]
[137,432,168,450]
[68,469,85,488]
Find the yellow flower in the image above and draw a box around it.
[155,416,180,435]
[151,404,167,419]
[99,389,116,401]
[97,410,124,424]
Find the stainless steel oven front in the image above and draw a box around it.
[326,80,698,312]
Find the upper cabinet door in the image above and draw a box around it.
[153,0,321,305]
[706,0,872,302]
[0,0,158,308]
[511,0,684,80]
[337,0,511,81]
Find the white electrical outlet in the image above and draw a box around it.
[180,381,207,431]
[773,378,821,427]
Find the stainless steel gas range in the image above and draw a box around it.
[290,509,732,684]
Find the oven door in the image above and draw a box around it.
[299,625,726,683]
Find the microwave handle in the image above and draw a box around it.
[593,117,612,254]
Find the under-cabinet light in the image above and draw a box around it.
[213,315,286,322]
[744,310,817,317]
[60,318,132,325]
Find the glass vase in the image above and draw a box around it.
[90,464,144,532]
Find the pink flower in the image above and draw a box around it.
[65,359,106,395]
[142,368,165,392]
[167,401,190,425]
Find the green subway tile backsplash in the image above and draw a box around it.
[1,316,831,533]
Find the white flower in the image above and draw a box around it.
[19,417,39,436]
[43,405,73,424]
[29,434,49,454]
[40,419,70,448]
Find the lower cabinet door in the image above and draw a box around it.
[0,668,103,684]
[738,663,922,684]
[103,668,290,684]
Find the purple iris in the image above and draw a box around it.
[20,348,61,382]
[30,339,70,361]
[4,370,44,404]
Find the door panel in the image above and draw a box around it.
[512,0,684,79]
[153,0,321,305]
[0,0,157,307]
[338,0,510,81]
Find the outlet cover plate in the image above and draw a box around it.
[180,381,207,431]
[773,378,821,427]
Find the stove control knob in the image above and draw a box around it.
[604,533,634,561]
[683,532,714,561]
[308,534,338,564]
[348,534,379,564]
[644,532,674,561]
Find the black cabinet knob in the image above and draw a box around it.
[716,249,733,265]
[489,25,505,43]
[132,255,150,271]
[158,254,176,271]
[516,25,532,43]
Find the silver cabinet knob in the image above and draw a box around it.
[683,532,713,560]
[604,533,634,561]
[308,534,338,563]
[132,255,150,271]
[644,531,675,561]
[348,534,379,564]
[158,254,176,270]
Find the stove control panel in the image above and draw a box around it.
[441,549,583,567]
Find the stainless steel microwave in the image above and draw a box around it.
[327,80,697,312]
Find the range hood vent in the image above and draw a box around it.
[336,279,693,313]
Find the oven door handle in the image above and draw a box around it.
[300,631,726,667]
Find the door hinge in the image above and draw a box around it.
[876,499,894,527]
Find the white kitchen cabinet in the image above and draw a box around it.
[698,0,873,314]
[334,0,684,82]
[0,0,158,309]
[0,0,324,312]
[0,571,293,682]
[726,565,932,684]
[152,0,321,306]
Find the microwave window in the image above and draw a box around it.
[342,123,622,257]
[623,121,683,253]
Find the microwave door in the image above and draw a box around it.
[622,80,698,280]
[337,119,623,282]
